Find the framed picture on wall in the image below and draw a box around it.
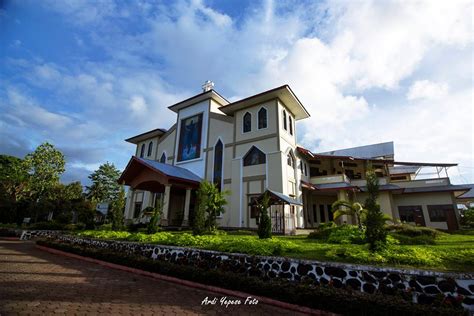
[177,113,203,162]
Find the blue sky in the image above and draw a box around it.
[0,0,472,185]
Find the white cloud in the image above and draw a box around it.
[129,95,147,115]
[407,80,449,100]
[3,0,473,184]
[5,88,73,129]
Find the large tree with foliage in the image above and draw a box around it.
[109,184,125,231]
[364,166,387,251]
[24,143,65,221]
[0,155,31,223]
[86,162,121,203]
[193,181,229,234]
[24,142,65,201]
[50,182,83,224]
[0,155,30,203]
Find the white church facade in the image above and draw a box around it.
[119,82,469,233]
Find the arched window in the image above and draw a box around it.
[243,146,266,166]
[283,110,287,130]
[287,151,295,167]
[160,152,166,163]
[140,144,145,158]
[213,139,223,191]
[289,116,293,135]
[258,107,267,129]
[147,141,153,157]
[243,112,252,133]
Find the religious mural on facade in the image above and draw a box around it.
[177,113,203,161]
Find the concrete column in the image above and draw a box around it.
[161,184,172,226]
[182,188,191,226]
[337,190,350,224]
[125,189,135,220]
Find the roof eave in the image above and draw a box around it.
[168,90,230,113]
[220,85,310,120]
[125,128,167,144]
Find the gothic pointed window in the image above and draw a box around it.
[287,151,295,167]
[140,144,145,158]
[213,139,223,191]
[147,141,153,157]
[243,146,266,166]
[243,112,252,133]
[289,116,293,135]
[160,152,166,163]
[283,110,287,130]
[258,107,267,129]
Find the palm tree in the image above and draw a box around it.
[331,201,367,230]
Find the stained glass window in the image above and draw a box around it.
[243,146,266,166]
[243,112,252,133]
[213,140,223,191]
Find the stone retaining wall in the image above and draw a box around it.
[30,231,474,311]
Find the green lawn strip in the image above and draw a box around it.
[74,230,474,273]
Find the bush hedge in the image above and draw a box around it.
[37,239,467,316]
[77,230,300,256]
[308,224,366,244]
[387,224,442,238]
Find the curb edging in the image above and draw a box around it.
[36,244,333,315]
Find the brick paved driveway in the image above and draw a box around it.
[0,240,307,315]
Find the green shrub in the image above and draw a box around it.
[390,233,436,245]
[307,221,337,240]
[37,239,467,316]
[147,203,162,234]
[326,225,366,244]
[257,192,272,239]
[194,181,229,234]
[0,223,18,229]
[388,223,441,238]
[226,230,256,236]
[63,223,86,231]
[127,223,147,232]
[226,229,257,236]
[324,245,442,266]
[308,224,365,244]
[96,223,113,231]
[460,208,474,228]
[78,230,131,240]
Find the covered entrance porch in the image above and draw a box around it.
[252,189,303,235]
[119,157,201,227]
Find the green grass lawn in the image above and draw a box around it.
[275,233,474,272]
[75,229,474,273]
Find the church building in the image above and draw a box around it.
[119,82,470,233]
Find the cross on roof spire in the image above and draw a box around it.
[202,80,214,92]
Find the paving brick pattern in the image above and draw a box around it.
[0,240,307,316]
